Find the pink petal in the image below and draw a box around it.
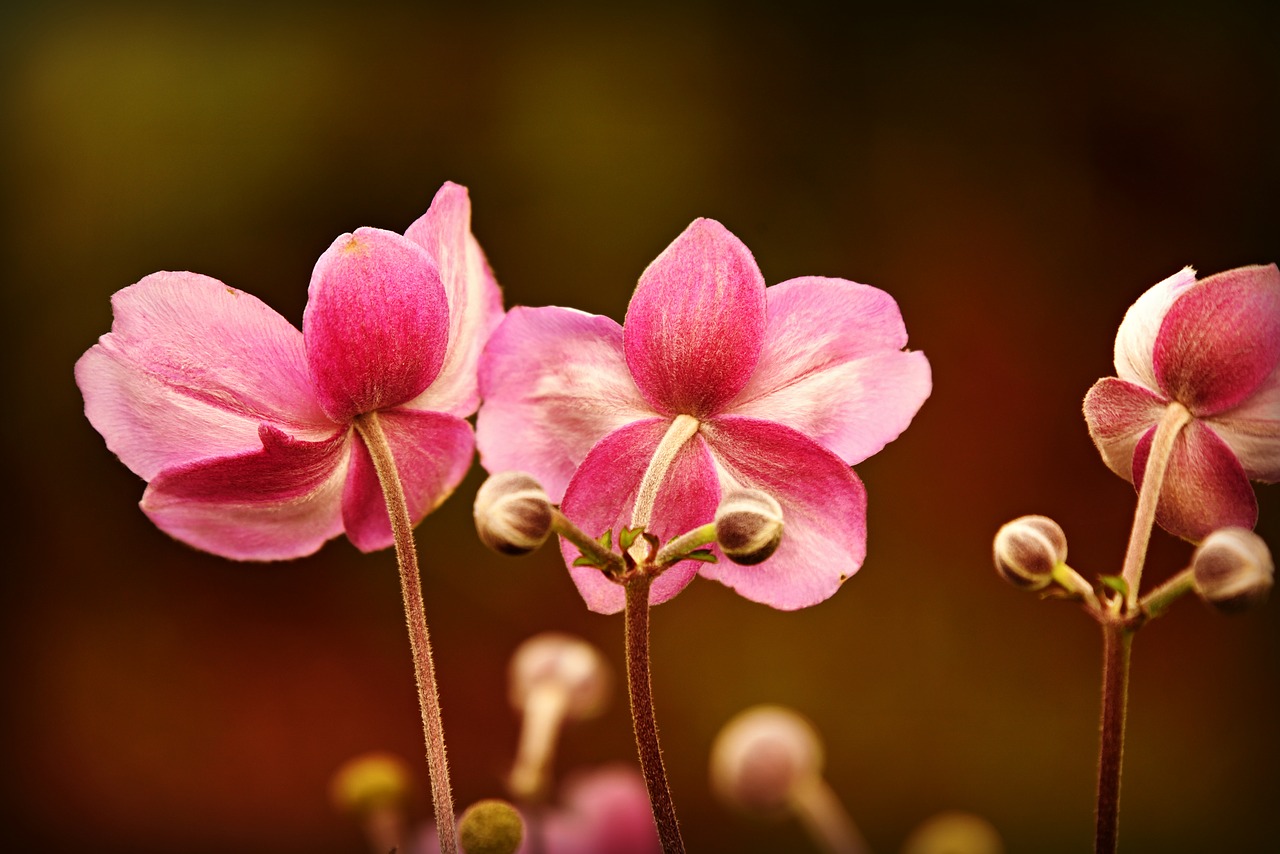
[1083,377,1169,482]
[341,410,476,552]
[403,182,506,417]
[476,306,655,501]
[543,765,660,854]
[141,424,350,560]
[559,418,720,614]
[74,271,331,481]
[1114,266,1197,391]
[1133,419,1258,542]
[1154,263,1280,416]
[623,219,766,417]
[722,276,931,465]
[304,228,450,423]
[1209,361,1280,481]
[699,416,867,610]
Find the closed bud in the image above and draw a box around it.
[710,705,823,814]
[329,751,412,816]
[458,799,524,854]
[715,489,784,565]
[509,632,611,721]
[475,472,553,555]
[993,515,1067,591]
[901,810,1004,854]
[1192,527,1274,613]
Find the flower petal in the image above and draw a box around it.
[341,410,476,552]
[476,306,655,501]
[1209,361,1280,481]
[1113,266,1197,391]
[1083,377,1169,482]
[74,271,330,481]
[559,418,720,614]
[722,276,931,464]
[1134,419,1258,541]
[403,182,506,417]
[141,424,350,560]
[1154,263,1280,416]
[699,416,867,610]
[623,219,766,416]
[304,228,449,422]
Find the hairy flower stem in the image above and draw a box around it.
[624,575,686,854]
[1094,401,1191,854]
[354,412,456,854]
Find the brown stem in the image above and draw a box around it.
[1095,623,1132,854]
[354,412,457,854]
[624,575,686,854]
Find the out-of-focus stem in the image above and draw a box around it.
[788,774,869,854]
[509,683,571,802]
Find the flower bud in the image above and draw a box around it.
[710,705,823,814]
[993,515,1067,591]
[1192,527,1274,613]
[457,799,524,854]
[509,632,611,720]
[715,489,784,565]
[329,751,412,816]
[901,810,1004,854]
[474,472,554,555]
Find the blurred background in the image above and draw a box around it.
[3,1,1278,851]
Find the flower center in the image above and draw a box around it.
[628,414,701,559]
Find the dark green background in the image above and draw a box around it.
[4,1,1278,851]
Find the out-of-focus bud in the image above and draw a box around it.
[901,810,1004,854]
[993,515,1067,590]
[715,489,784,565]
[329,751,413,854]
[475,472,554,555]
[710,705,823,813]
[457,799,525,854]
[1192,527,1274,613]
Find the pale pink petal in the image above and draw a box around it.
[341,410,476,552]
[699,416,866,610]
[1133,419,1258,541]
[722,277,931,464]
[1083,378,1169,482]
[1114,266,1197,391]
[623,219,766,416]
[559,419,720,614]
[1154,264,1280,416]
[476,306,655,501]
[304,228,449,422]
[141,424,350,560]
[1209,361,1280,481]
[403,182,506,417]
[75,272,331,481]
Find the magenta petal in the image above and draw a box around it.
[341,409,475,552]
[403,182,505,417]
[559,419,719,614]
[1083,377,1169,482]
[723,276,932,464]
[1133,419,1258,541]
[623,219,767,416]
[1209,363,1280,481]
[476,306,655,501]
[304,228,450,422]
[1113,267,1197,391]
[699,416,867,610]
[1155,264,1280,416]
[142,424,350,560]
[75,272,330,481]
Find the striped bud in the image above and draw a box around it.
[993,515,1067,591]
[715,489,784,565]
[474,472,554,555]
[1192,527,1274,613]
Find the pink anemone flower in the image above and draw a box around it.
[75,182,503,560]
[1084,263,1280,541]
[477,218,930,613]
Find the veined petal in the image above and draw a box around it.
[700,416,867,610]
[341,410,476,552]
[623,219,766,416]
[1083,378,1169,482]
[74,271,330,481]
[1114,266,1197,391]
[1133,419,1258,542]
[403,182,506,417]
[559,419,720,614]
[141,423,350,560]
[723,277,931,464]
[477,306,655,501]
[1209,361,1280,481]
[1154,264,1280,416]
[304,228,449,422]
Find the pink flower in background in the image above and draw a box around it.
[477,218,930,613]
[75,182,503,559]
[1084,264,1280,541]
